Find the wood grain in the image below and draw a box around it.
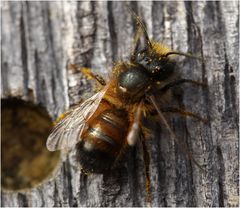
[1,1,239,207]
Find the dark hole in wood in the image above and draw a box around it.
[1,98,60,191]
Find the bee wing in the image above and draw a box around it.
[46,86,108,151]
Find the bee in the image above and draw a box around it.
[46,9,207,175]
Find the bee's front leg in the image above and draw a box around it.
[81,67,106,86]
[68,63,107,86]
[160,79,207,94]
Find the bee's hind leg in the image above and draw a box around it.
[140,129,152,205]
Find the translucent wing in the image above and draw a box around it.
[46,86,108,151]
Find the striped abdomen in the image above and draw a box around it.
[77,107,129,173]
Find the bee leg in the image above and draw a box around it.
[126,102,144,146]
[68,63,106,86]
[140,130,152,205]
[112,102,144,169]
[81,67,106,86]
[159,79,207,94]
[148,95,205,171]
[161,107,209,123]
[126,99,152,204]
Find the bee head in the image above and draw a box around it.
[127,8,176,81]
[133,48,176,81]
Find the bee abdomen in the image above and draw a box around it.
[88,126,119,147]
[77,109,129,173]
[100,111,126,131]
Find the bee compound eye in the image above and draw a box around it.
[1,98,60,191]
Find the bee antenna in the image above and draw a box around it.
[125,3,152,49]
[165,51,204,62]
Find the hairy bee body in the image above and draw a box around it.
[77,98,129,173]
[46,9,205,176]
[76,61,161,173]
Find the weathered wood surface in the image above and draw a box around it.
[1,1,239,207]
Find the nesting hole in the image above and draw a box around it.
[1,98,60,191]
